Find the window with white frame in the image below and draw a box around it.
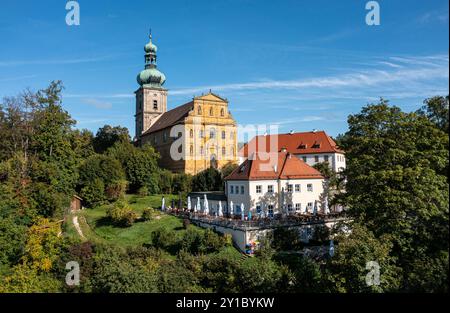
[314,155,319,162]
[256,204,261,214]
[256,185,262,193]
[307,183,313,192]
[324,155,329,162]
[267,185,274,193]
[295,184,301,192]
[230,185,234,194]
[302,156,307,162]
[268,205,274,217]
[287,204,293,212]
[287,184,293,193]
[307,202,313,211]
[240,186,244,194]
[295,203,301,211]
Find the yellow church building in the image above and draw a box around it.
[135,33,238,175]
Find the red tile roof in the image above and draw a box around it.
[142,101,194,135]
[225,151,324,181]
[239,130,343,157]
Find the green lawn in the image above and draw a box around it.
[67,194,242,259]
[79,194,197,247]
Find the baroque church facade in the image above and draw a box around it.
[135,33,238,175]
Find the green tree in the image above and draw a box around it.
[417,95,449,133]
[93,125,130,154]
[192,167,223,191]
[338,99,449,291]
[323,223,401,293]
[107,141,161,192]
[220,162,238,178]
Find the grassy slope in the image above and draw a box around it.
[64,194,241,259]
[79,194,177,246]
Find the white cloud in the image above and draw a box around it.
[82,98,113,109]
[169,54,448,96]
[0,55,119,67]
[417,10,449,24]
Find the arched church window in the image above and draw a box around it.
[220,108,224,116]
[221,131,226,139]
[189,129,193,138]
[210,128,216,139]
[198,106,202,115]
[222,147,226,155]
[190,145,194,156]
[209,107,214,116]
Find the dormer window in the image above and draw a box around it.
[312,141,321,148]
[298,142,307,149]
[153,100,158,110]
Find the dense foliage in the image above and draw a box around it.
[0,82,447,293]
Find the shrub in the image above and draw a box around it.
[223,233,233,247]
[80,178,105,208]
[273,227,302,251]
[181,228,203,254]
[201,229,225,253]
[192,167,223,192]
[181,228,225,254]
[151,228,177,250]
[172,173,193,194]
[142,207,155,221]
[159,170,173,194]
[105,180,127,202]
[107,200,137,227]
[137,186,149,197]
[182,218,191,229]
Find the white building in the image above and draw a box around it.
[239,130,346,172]
[225,151,327,217]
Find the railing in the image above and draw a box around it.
[164,208,349,230]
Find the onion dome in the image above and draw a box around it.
[137,31,166,87]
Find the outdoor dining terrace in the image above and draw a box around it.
[164,207,349,231]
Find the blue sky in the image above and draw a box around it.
[1,0,448,140]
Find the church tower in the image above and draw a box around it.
[135,31,167,141]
